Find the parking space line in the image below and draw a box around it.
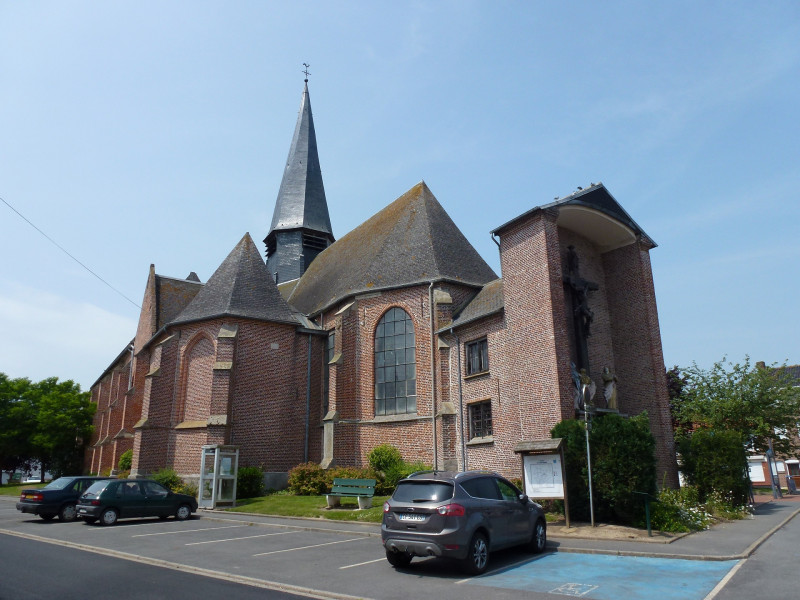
[133,525,249,537]
[253,537,366,556]
[185,531,298,546]
[339,558,385,569]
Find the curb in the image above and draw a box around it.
[554,504,800,561]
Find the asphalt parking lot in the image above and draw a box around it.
[0,500,741,600]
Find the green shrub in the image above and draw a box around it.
[237,466,265,499]
[368,444,403,473]
[151,468,183,492]
[116,470,130,479]
[677,428,749,507]
[117,450,133,472]
[288,462,327,495]
[552,412,657,524]
[650,486,712,532]
[177,481,199,499]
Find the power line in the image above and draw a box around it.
[1,195,141,310]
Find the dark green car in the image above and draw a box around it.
[76,479,198,525]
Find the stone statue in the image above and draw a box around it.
[571,362,582,410]
[602,366,618,410]
[579,368,596,409]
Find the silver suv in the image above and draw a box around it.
[381,470,547,574]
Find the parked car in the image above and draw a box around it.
[382,470,547,574]
[76,479,198,525]
[16,476,114,522]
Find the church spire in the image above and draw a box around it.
[265,73,334,284]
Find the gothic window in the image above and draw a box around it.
[468,400,492,439]
[465,338,489,376]
[181,335,214,422]
[374,307,416,416]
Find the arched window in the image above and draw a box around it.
[181,336,214,422]
[375,307,416,416]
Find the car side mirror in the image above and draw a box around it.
[519,493,528,503]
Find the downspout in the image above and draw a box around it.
[450,327,466,471]
[305,333,312,463]
[429,281,438,470]
[127,343,135,390]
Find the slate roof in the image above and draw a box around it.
[444,278,505,331]
[265,82,334,243]
[171,233,298,326]
[287,182,498,316]
[775,364,800,385]
[491,182,656,247]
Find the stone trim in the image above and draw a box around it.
[207,414,228,426]
[175,420,207,429]
[213,361,233,370]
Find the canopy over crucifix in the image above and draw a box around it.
[563,245,599,371]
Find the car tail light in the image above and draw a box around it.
[437,503,465,517]
[383,501,391,513]
[90,500,101,506]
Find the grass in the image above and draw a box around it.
[0,483,46,496]
[229,492,390,523]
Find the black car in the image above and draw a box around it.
[76,479,198,525]
[382,470,547,574]
[16,476,114,522]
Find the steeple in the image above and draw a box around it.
[265,77,334,284]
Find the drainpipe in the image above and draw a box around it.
[127,343,135,390]
[429,281,438,470]
[305,333,312,463]
[450,328,467,471]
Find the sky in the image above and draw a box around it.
[1,1,798,391]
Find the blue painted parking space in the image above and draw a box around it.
[467,553,739,599]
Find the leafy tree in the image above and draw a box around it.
[675,357,800,455]
[0,373,94,480]
[552,412,657,524]
[27,377,95,477]
[0,374,36,481]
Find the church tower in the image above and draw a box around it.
[264,77,334,283]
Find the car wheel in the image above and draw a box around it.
[385,550,413,568]
[175,504,192,521]
[82,517,97,524]
[462,532,489,575]
[39,513,56,521]
[59,503,78,522]
[529,519,547,553]
[100,508,118,526]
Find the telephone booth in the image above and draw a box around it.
[198,445,239,509]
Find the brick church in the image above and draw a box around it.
[86,82,679,488]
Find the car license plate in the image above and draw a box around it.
[398,513,425,522]
[24,494,35,499]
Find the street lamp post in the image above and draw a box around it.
[582,384,595,527]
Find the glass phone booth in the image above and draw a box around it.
[198,445,239,509]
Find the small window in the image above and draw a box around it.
[496,478,519,501]
[461,477,500,500]
[469,400,492,439]
[465,338,489,376]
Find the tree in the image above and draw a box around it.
[27,377,95,477]
[675,357,800,456]
[0,374,36,481]
[0,373,94,481]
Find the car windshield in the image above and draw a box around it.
[82,480,111,498]
[43,477,72,490]
[392,481,454,503]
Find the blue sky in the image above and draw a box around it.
[1,1,798,390]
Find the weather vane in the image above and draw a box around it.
[302,62,310,82]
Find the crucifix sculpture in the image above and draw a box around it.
[563,245,598,372]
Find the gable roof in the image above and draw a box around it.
[171,233,298,327]
[265,82,333,243]
[445,278,505,331]
[287,182,498,316]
